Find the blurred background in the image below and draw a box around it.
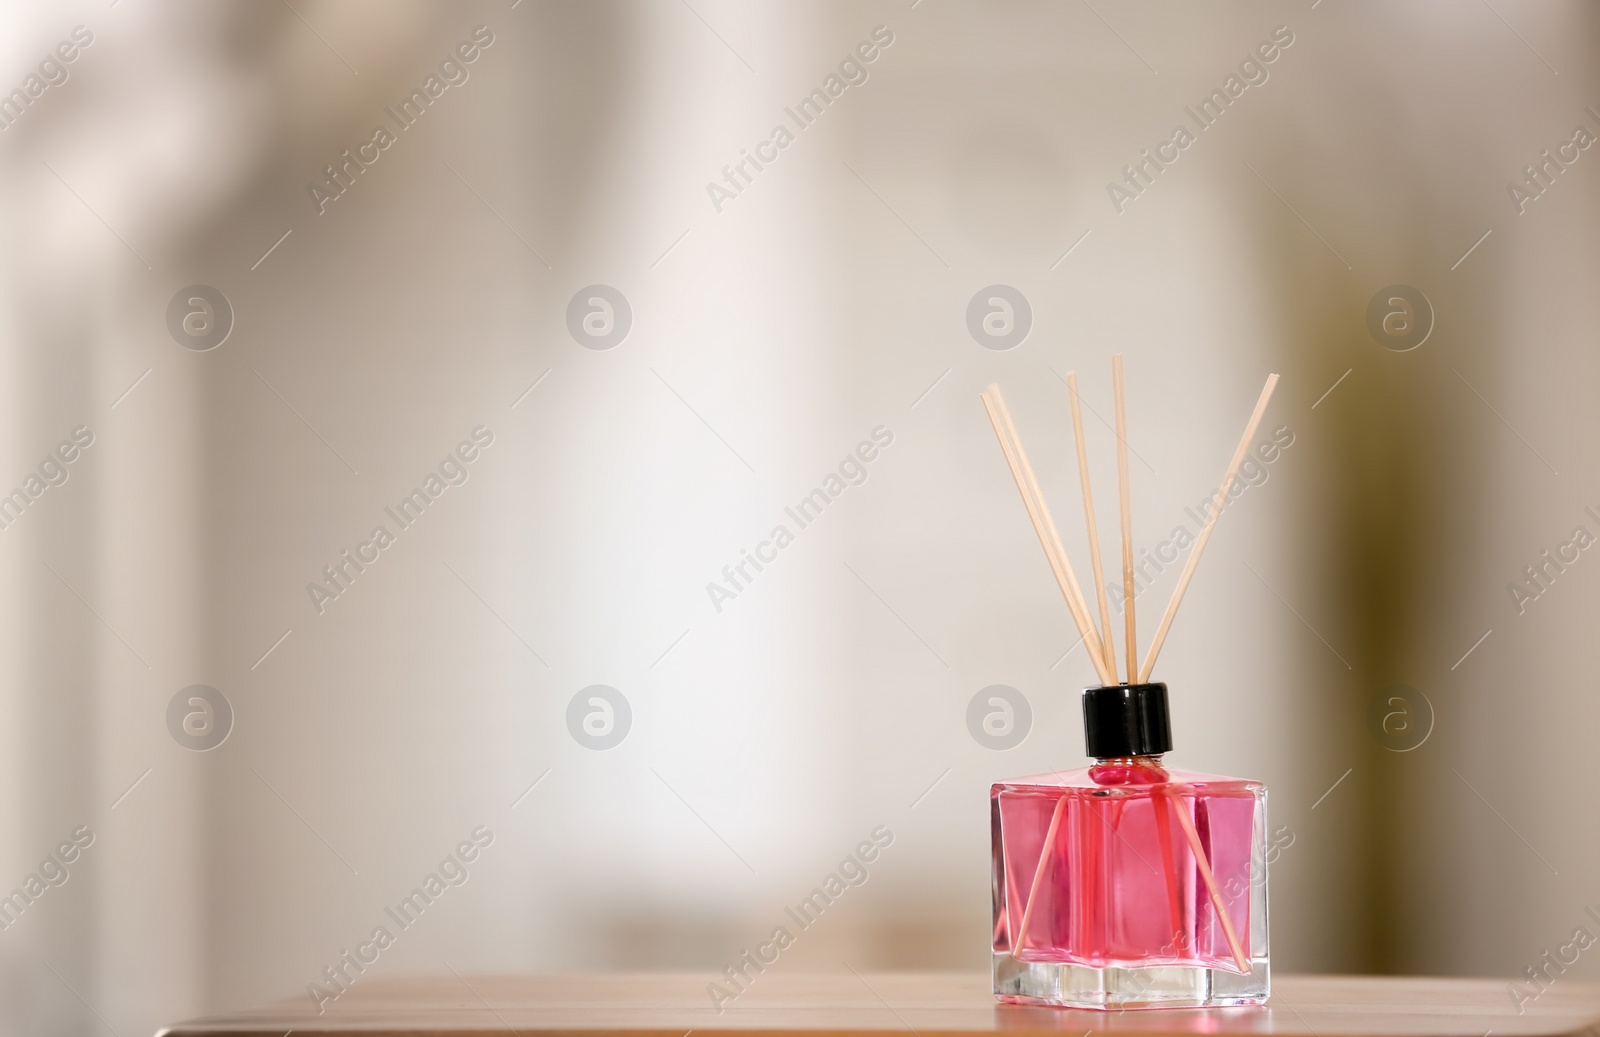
[3,0,1599,1032]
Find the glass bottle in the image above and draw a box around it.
[990,683,1269,1009]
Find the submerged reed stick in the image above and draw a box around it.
[1169,794,1251,972]
[1012,795,1067,951]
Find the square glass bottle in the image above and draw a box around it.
[991,683,1269,1009]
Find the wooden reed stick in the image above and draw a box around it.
[981,388,1114,685]
[1138,373,1279,683]
[985,384,1113,684]
[1168,793,1251,973]
[1066,372,1118,682]
[1012,795,1067,951]
[990,389,1105,672]
[1112,355,1137,687]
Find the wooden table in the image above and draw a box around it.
[158,972,1600,1037]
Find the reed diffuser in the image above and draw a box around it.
[981,360,1278,1009]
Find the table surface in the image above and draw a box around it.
[158,972,1598,1037]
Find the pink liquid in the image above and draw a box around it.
[991,758,1262,971]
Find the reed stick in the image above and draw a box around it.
[1150,790,1187,958]
[981,388,1114,685]
[1112,355,1138,686]
[1066,372,1118,682]
[990,389,1105,674]
[1138,374,1279,683]
[1012,795,1067,951]
[1168,793,1251,973]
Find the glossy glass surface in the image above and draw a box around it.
[990,757,1269,1008]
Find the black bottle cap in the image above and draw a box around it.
[1082,682,1172,758]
